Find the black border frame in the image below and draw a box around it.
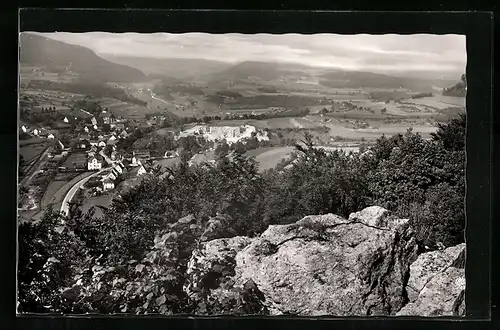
[2,8,494,330]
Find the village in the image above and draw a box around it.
[18,107,177,218]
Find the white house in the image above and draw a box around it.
[98,141,106,148]
[137,165,147,176]
[63,117,69,123]
[93,125,98,130]
[131,156,140,167]
[91,117,98,126]
[113,162,124,174]
[21,126,28,133]
[84,126,89,133]
[47,134,55,140]
[32,128,39,136]
[103,170,117,181]
[87,157,102,170]
[102,179,115,191]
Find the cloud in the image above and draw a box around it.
[32,32,466,75]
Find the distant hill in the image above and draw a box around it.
[99,55,233,80]
[206,61,311,82]
[318,70,434,92]
[442,74,467,97]
[19,33,148,83]
[204,60,438,92]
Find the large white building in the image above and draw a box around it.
[87,156,103,170]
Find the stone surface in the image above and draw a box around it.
[396,267,465,317]
[186,207,419,316]
[396,243,466,317]
[405,243,466,303]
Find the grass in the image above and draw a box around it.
[244,147,296,172]
[19,143,47,162]
[51,171,95,206]
[41,181,67,208]
[81,194,115,218]
[61,152,87,168]
[155,157,181,168]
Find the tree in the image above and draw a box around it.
[431,113,466,152]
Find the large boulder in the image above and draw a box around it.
[396,243,466,317]
[186,207,419,316]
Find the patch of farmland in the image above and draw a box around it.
[81,194,115,219]
[190,150,215,165]
[51,172,95,206]
[155,157,181,168]
[355,124,438,139]
[19,143,47,162]
[41,181,68,208]
[400,96,466,110]
[245,146,296,172]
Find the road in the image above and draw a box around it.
[150,91,170,105]
[60,168,107,216]
[19,146,52,188]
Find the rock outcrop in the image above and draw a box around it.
[396,243,466,317]
[185,207,421,316]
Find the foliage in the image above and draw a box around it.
[18,114,466,315]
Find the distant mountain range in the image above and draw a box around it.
[97,55,233,80]
[19,33,460,91]
[19,33,147,83]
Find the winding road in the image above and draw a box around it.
[60,168,107,216]
[150,91,170,105]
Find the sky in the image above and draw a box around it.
[34,32,466,76]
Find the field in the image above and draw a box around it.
[61,152,87,168]
[400,95,466,109]
[190,150,215,165]
[41,181,68,208]
[81,194,115,218]
[245,147,296,171]
[20,142,47,162]
[42,171,94,210]
[154,157,181,168]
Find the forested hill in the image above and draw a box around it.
[19,33,148,83]
[443,74,467,97]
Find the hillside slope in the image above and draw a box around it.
[100,55,233,80]
[19,33,147,83]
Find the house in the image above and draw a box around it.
[47,134,55,140]
[103,170,117,182]
[84,126,90,133]
[63,117,69,123]
[115,123,125,131]
[76,139,90,150]
[91,117,98,126]
[113,162,126,174]
[119,130,129,139]
[130,164,147,176]
[164,150,178,158]
[134,150,151,160]
[107,138,117,146]
[98,141,107,148]
[87,156,103,170]
[102,178,115,191]
[32,128,39,136]
[99,111,113,125]
[21,125,28,133]
[131,156,140,167]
